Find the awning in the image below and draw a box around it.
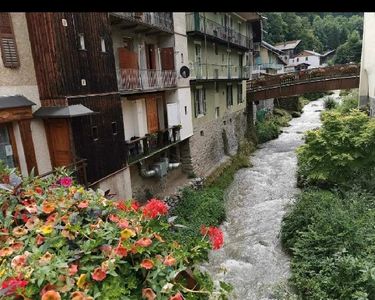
[33,104,98,118]
[0,95,36,109]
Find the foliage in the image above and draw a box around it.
[256,109,292,143]
[297,109,375,188]
[333,31,362,64]
[323,97,337,110]
[336,89,359,114]
[281,189,375,299]
[0,165,229,300]
[302,92,327,101]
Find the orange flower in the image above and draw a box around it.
[11,254,28,270]
[0,247,14,257]
[91,267,106,281]
[42,201,56,214]
[163,255,176,266]
[12,226,28,237]
[77,200,89,209]
[46,213,58,224]
[70,291,89,300]
[41,290,61,300]
[11,241,24,251]
[153,233,165,243]
[39,252,53,265]
[69,264,78,276]
[60,215,70,224]
[135,237,153,248]
[140,259,154,270]
[142,288,156,300]
[169,292,183,300]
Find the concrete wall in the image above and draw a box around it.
[0,13,51,175]
[95,168,133,200]
[289,55,320,69]
[359,13,375,113]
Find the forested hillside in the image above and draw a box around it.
[262,12,363,64]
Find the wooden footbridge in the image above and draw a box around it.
[246,64,360,101]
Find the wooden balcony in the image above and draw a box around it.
[110,12,173,34]
[117,68,177,93]
[125,126,181,164]
[186,13,250,50]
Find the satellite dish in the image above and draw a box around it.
[180,66,190,78]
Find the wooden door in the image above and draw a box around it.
[45,119,72,167]
[118,48,138,69]
[145,44,156,69]
[160,47,174,70]
[145,96,159,133]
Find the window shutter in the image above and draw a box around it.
[194,89,198,117]
[0,13,19,68]
[203,87,207,114]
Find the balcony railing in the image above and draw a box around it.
[125,126,181,164]
[189,63,250,80]
[39,159,88,187]
[117,68,177,92]
[256,63,285,70]
[111,12,173,33]
[186,13,250,49]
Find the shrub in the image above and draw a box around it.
[336,89,359,114]
[0,165,230,299]
[297,109,375,188]
[302,92,327,101]
[323,97,337,110]
[281,189,375,299]
[256,109,292,143]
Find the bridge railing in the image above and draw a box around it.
[247,64,360,92]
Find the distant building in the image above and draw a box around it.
[253,41,287,77]
[286,49,336,72]
[359,13,375,114]
[274,39,301,62]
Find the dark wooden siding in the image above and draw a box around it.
[68,94,125,184]
[26,13,118,101]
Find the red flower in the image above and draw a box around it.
[135,237,152,247]
[131,200,140,211]
[142,199,168,219]
[201,226,224,250]
[1,277,28,296]
[114,244,128,257]
[58,177,73,187]
[169,292,183,300]
[92,267,107,281]
[34,186,43,195]
[114,200,127,211]
[140,259,154,270]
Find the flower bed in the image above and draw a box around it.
[0,165,228,299]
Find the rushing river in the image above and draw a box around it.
[202,96,328,299]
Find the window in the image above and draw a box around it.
[0,13,19,68]
[78,33,86,50]
[0,124,16,168]
[194,87,206,117]
[296,57,299,62]
[111,122,117,135]
[215,82,219,93]
[214,43,218,55]
[215,107,220,119]
[237,83,243,104]
[184,106,187,115]
[305,57,308,61]
[226,84,233,107]
[100,37,106,52]
[181,53,184,63]
[92,126,98,141]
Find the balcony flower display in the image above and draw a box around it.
[0,164,230,299]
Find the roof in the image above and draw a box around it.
[321,49,336,57]
[0,95,36,110]
[34,104,97,118]
[274,40,302,51]
[235,12,262,21]
[260,41,287,65]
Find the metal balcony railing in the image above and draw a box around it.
[125,126,181,164]
[111,12,173,33]
[117,68,177,92]
[186,13,250,49]
[256,63,285,70]
[189,62,250,80]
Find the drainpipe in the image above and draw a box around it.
[139,161,156,177]
[203,12,208,79]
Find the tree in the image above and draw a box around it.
[334,30,362,64]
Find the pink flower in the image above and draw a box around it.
[69,264,78,276]
[117,219,129,229]
[169,293,183,300]
[77,200,89,208]
[1,277,28,296]
[142,199,168,219]
[135,237,153,248]
[59,177,72,187]
[11,254,27,270]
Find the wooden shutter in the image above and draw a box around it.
[160,47,175,70]
[118,48,138,69]
[145,96,159,133]
[0,13,19,68]
[203,87,207,114]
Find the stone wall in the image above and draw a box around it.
[274,96,301,112]
[189,108,247,177]
[256,98,274,110]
